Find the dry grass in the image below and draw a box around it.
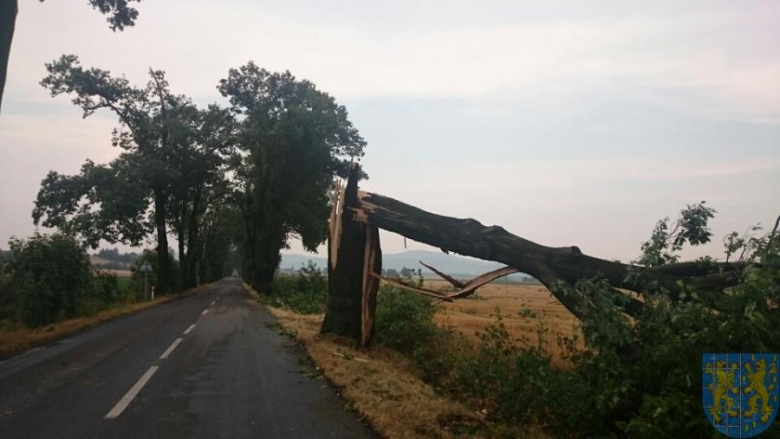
[0,284,208,359]
[265,306,496,438]
[429,280,582,367]
[251,276,553,439]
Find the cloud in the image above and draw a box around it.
[7,1,779,123]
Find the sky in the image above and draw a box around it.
[1,0,778,262]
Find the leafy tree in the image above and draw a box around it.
[6,233,93,327]
[218,62,366,293]
[166,105,237,288]
[0,0,142,111]
[383,268,399,278]
[130,248,179,296]
[34,157,150,247]
[36,55,235,293]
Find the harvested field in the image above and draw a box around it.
[428,280,583,366]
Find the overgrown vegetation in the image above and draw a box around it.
[262,261,328,314]
[375,269,439,354]
[369,207,780,438]
[0,234,140,328]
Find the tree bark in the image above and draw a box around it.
[361,226,381,345]
[185,187,202,288]
[177,209,186,290]
[350,190,742,319]
[0,0,18,112]
[322,166,382,344]
[154,189,170,294]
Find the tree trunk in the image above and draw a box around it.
[350,190,742,319]
[154,189,170,294]
[177,215,186,290]
[253,228,284,294]
[0,0,18,111]
[185,187,202,288]
[322,167,383,344]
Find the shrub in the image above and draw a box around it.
[8,233,93,327]
[130,248,180,295]
[375,270,438,354]
[266,261,327,314]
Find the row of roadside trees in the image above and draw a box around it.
[31,55,365,295]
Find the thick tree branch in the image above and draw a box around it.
[351,190,740,318]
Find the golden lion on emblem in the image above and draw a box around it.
[743,358,777,423]
[706,360,739,424]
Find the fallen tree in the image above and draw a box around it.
[323,167,749,344]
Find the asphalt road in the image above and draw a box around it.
[0,278,374,438]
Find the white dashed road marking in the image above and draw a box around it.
[159,338,183,360]
[183,324,196,335]
[104,366,159,419]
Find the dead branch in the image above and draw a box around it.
[419,260,465,288]
[369,271,454,302]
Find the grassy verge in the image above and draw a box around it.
[243,282,505,439]
[0,283,210,359]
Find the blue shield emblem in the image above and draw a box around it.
[703,353,779,437]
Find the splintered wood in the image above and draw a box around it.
[328,180,344,270]
[361,226,381,346]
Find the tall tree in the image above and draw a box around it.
[0,0,142,111]
[218,62,366,293]
[166,105,236,288]
[36,55,218,293]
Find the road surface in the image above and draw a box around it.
[0,278,373,438]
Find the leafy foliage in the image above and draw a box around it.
[130,249,180,297]
[218,62,366,293]
[37,0,142,31]
[263,261,327,314]
[375,207,780,438]
[0,235,144,327]
[9,234,92,326]
[637,201,716,267]
[375,270,439,354]
[37,55,238,293]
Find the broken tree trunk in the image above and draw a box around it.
[322,168,748,344]
[321,166,382,345]
[348,188,743,320]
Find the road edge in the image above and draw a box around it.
[0,282,213,360]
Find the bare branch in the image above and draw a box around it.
[419,260,465,288]
[369,271,454,302]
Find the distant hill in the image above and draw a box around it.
[280,250,534,282]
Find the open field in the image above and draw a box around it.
[98,268,133,277]
[428,280,583,366]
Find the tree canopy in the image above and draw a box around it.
[36,55,236,293]
[218,62,367,293]
[0,0,143,112]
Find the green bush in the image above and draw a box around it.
[130,248,180,295]
[0,258,13,322]
[266,261,327,314]
[8,233,93,327]
[375,269,439,354]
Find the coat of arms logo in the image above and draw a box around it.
[703,353,779,437]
